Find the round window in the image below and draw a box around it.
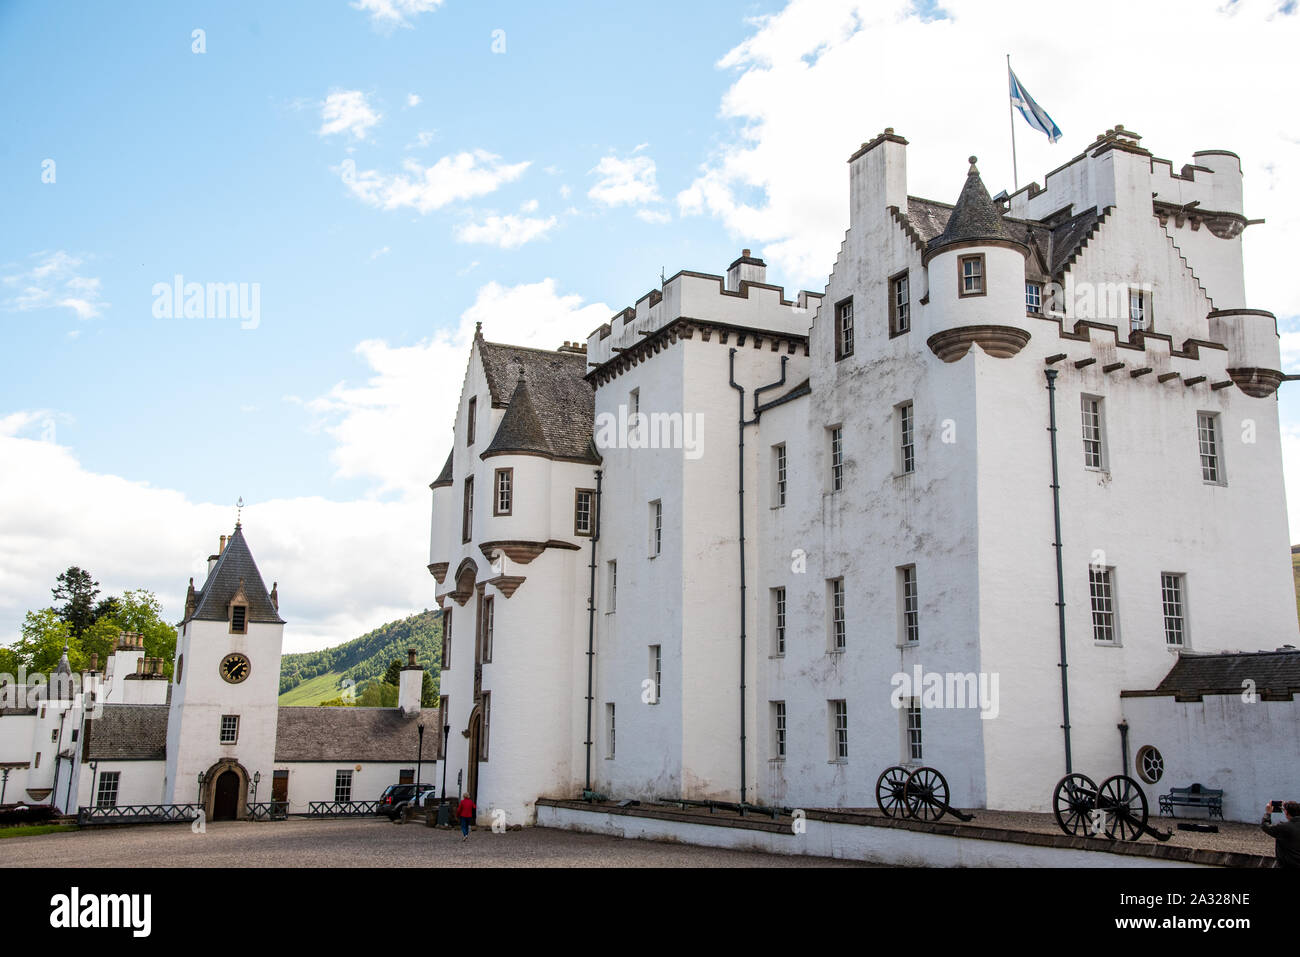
[1136,745,1164,784]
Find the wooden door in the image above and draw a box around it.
[213,770,240,821]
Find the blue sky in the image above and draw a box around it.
[3,0,1299,651]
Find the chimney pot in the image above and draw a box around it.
[407,648,417,667]
[89,652,99,672]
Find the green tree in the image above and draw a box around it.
[15,609,78,673]
[358,680,398,707]
[51,566,101,636]
[382,658,403,686]
[421,670,437,707]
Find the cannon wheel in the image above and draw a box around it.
[903,766,950,822]
[1052,773,1098,836]
[874,766,911,818]
[1096,775,1148,842]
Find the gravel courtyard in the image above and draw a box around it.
[0,817,865,868]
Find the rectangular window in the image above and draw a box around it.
[442,608,452,669]
[629,388,639,416]
[493,468,513,516]
[897,401,915,475]
[96,771,120,808]
[772,701,787,760]
[649,500,662,557]
[1026,281,1043,314]
[1161,573,1186,647]
[479,692,491,762]
[51,728,57,742]
[959,254,985,297]
[1198,412,1224,484]
[771,587,786,656]
[1089,566,1117,643]
[772,443,787,508]
[574,488,595,536]
[606,703,616,759]
[829,426,844,492]
[467,396,477,446]
[607,560,617,612]
[230,605,247,634]
[399,768,415,785]
[648,645,661,705]
[890,272,910,335]
[334,770,353,804]
[899,565,919,645]
[481,596,494,663]
[1129,289,1152,333]
[219,714,239,745]
[906,700,923,762]
[1081,396,1107,470]
[462,475,474,542]
[835,298,854,360]
[829,578,846,652]
[830,700,848,761]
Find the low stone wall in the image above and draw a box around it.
[536,799,1271,868]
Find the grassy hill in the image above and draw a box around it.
[278,609,442,706]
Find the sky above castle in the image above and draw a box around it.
[3,0,1299,651]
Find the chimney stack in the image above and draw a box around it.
[726,248,767,291]
[89,652,99,673]
[398,649,423,715]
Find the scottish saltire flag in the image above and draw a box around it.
[1009,67,1062,143]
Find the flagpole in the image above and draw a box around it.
[1007,53,1019,192]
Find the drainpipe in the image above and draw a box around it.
[583,469,603,793]
[1044,369,1072,773]
[728,350,788,808]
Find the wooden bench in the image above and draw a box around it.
[1158,783,1224,820]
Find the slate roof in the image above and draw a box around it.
[432,450,453,489]
[478,340,597,462]
[274,706,442,762]
[188,525,284,625]
[927,159,1016,253]
[1124,649,1300,699]
[84,704,169,760]
[906,196,1099,281]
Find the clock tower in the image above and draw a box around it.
[164,523,285,820]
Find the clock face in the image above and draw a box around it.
[219,653,251,684]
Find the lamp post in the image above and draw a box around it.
[197,770,206,813]
[416,723,425,794]
[251,770,261,805]
[1,766,12,804]
[440,724,450,802]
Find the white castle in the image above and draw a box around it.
[428,125,1300,826]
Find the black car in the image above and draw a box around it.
[378,783,437,820]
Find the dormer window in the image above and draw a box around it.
[959,255,985,297]
[230,605,247,634]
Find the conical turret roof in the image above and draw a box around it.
[928,156,1020,254]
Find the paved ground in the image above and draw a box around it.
[0,816,865,868]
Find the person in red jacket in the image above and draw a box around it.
[457,793,476,842]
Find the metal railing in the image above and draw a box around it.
[306,800,379,817]
[78,803,202,826]
[247,801,290,821]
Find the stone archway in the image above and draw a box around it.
[201,759,251,822]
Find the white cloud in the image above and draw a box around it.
[319,90,381,141]
[351,0,444,30]
[589,152,662,206]
[0,279,610,652]
[680,0,1300,307]
[336,150,530,213]
[407,93,421,107]
[1,250,106,320]
[636,209,672,225]
[369,245,391,260]
[455,214,558,249]
[520,198,539,213]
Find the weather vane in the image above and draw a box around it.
[236,496,244,527]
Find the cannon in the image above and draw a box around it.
[1052,773,1172,842]
[875,766,975,823]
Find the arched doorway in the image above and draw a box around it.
[466,710,482,804]
[213,770,241,821]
